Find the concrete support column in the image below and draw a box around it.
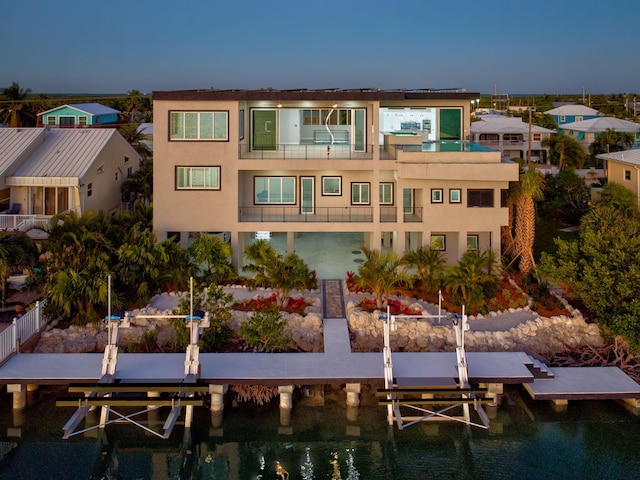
[345,383,361,407]
[286,232,295,254]
[7,384,26,410]
[278,385,294,410]
[483,383,503,407]
[209,385,228,413]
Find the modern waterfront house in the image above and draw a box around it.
[152,88,520,274]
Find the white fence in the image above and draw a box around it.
[0,301,47,364]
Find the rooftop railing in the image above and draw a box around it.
[239,144,374,160]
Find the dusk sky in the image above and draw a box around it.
[2,0,638,95]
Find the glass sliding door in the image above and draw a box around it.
[301,177,314,214]
[439,108,462,140]
[252,110,277,150]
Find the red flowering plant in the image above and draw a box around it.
[357,296,422,315]
[233,293,311,315]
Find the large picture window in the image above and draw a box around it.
[351,182,370,205]
[170,111,228,140]
[255,177,296,204]
[176,167,221,189]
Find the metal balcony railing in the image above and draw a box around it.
[239,144,374,160]
[239,206,374,222]
[403,207,423,222]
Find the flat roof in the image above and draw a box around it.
[153,87,480,102]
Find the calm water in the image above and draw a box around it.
[1,385,639,479]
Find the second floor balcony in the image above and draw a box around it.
[238,206,423,223]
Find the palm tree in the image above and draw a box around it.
[541,133,585,171]
[355,246,412,310]
[118,123,152,162]
[401,246,445,293]
[0,233,39,307]
[243,240,315,307]
[188,233,234,284]
[444,250,498,310]
[513,166,545,275]
[1,82,33,127]
[121,162,153,204]
[589,128,634,156]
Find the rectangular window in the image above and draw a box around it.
[303,109,352,126]
[170,111,228,140]
[78,116,88,126]
[625,170,631,181]
[322,176,342,196]
[533,133,541,141]
[176,166,221,190]
[431,234,446,251]
[239,109,245,140]
[351,183,370,205]
[560,115,566,122]
[501,189,509,208]
[379,183,393,204]
[255,176,295,204]
[127,167,133,178]
[47,116,56,125]
[467,234,479,250]
[449,189,461,203]
[87,183,93,197]
[467,189,494,208]
[431,188,443,203]
[575,116,583,122]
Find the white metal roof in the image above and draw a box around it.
[0,128,46,177]
[545,104,602,116]
[5,129,126,187]
[559,116,640,133]
[37,102,120,117]
[471,117,555,134]
[596,148,640,166]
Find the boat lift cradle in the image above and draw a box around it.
[58,278,210,439]
[377,301,491,430]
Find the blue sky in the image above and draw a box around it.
[1,0,638,95]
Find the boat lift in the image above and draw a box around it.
[58,277,210,439]
[377,296,491,430]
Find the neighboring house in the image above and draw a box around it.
[544,104,601,126]
[558,117,640,151]
[152,88,519,272]
[471,117,555,163]
[37,103,120,127]
[596,149,640,206]
[0,128,140,225]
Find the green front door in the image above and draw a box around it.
[253,110,277,150]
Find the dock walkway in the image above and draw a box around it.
[0,280,639,406]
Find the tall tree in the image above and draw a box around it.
[541,133,585,171]
[589,128,634,157]
[1,82,33,127]
[118,123,152,162]
[513,166,545,275]
[539,169,591,225]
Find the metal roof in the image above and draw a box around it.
[37,102,120,117]
[596,148,640,167]
[559,116,640,133]
[0,128,46,177]
[544,104,602,116]
[471,117,555,134]
[6,129,127,186]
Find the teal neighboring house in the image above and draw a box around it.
[544,104,602,127]
[37,103,120,127]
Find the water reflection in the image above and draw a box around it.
[0,386,639,479]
